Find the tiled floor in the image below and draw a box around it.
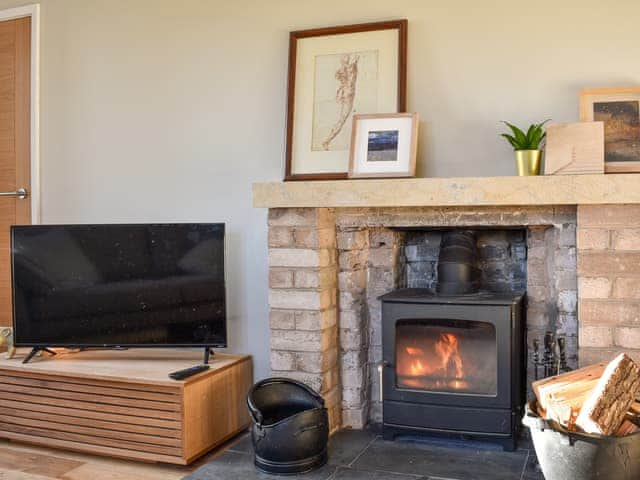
[184,429,545,480]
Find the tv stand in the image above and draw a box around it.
[203,347,215,364]
[0,349,252,464]
[22,347,57,364]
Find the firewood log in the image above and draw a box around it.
[575,353,640,436]
[616,419,640,436]
[626,401,640,426]
[545,380,599,429]
[533,362,605,413]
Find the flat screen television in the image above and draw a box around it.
[11,223,227,349]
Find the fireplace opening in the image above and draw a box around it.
[378,229,526,451]
[395,319,497,395]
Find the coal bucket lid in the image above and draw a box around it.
[247,377,325,427]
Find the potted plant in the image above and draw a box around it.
[501,120,549,176]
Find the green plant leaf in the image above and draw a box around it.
[500,133,519,149]
[527,129,540,149]
[501,119,551,150]
[534,120,550,145]
[502,121,527,148]
[529,125,548,149]
[538,131,547,148]
[525,124,537,145]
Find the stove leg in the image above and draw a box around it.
[382,427,395,442]
[501,437,517,452]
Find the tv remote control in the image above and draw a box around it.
[169,364,210,380]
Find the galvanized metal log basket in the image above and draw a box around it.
[523,401,640,480]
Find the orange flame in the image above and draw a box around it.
[403,332,466,384]
[435,333,464,379]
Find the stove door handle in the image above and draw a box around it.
[377,361,390,402]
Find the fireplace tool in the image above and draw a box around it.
[532,331,571,380]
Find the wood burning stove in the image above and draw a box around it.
[379,288,525,451]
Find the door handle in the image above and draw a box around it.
[378,360,390,402]
[0,188,28,199]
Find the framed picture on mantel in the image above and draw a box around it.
[284,20,407,181]
[349,113,418,178]
[580,86,640,173]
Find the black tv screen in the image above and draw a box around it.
[11,223,227,348]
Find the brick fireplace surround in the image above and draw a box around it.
[255,176,640,433]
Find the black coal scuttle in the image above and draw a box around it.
[247,377,329,475]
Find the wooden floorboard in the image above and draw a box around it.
[0,430,243,479]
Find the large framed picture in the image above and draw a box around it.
[284,20,407,181]
[348,113,418,178]
[580,87,640,173]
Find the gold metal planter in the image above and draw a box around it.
[515,150,541,176]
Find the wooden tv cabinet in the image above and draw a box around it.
[0,349,252,464]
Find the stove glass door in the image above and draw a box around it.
[395,318,497,396]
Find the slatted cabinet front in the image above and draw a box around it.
[0,370,185,463]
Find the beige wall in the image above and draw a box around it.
[1,0,639,378]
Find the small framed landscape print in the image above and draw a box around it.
[284,20,407,181]
[348,113,418,178]
[580,87,640,173]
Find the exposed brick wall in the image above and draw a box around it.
[403,231,440,289]
[267,208,342,432]
[365,228,404,425]
[266,206,581,431]
[336,227,369,429]
[526,224,579,385]
[577,205,640,365]
[402,229,527,292]
[335,227,404,427]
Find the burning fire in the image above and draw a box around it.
[406,347,424,356]
[435,333,464,379]
[403,332,466,389]
[397,326,497,394]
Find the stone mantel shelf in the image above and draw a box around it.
[253,174,640,208]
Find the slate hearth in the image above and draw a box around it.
[184,429,543,480]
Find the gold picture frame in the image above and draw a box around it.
[348,113,418,178]
[580,86,640,173]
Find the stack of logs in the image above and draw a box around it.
[533,353,640,436]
